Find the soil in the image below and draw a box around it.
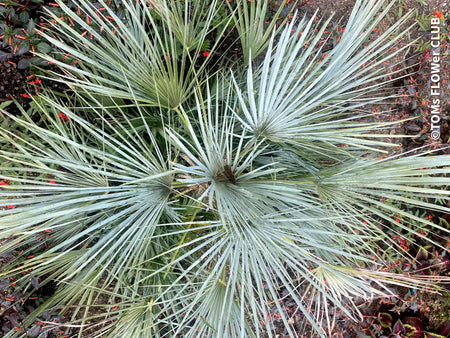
[296,0,450,22]
[0,59,31,110]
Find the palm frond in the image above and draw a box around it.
[229,0,293,66]
[37,0,228,109]
[233,1,415,163]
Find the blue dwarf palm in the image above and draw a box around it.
[1,0,449,337]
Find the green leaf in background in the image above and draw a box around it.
[36,42,51,53]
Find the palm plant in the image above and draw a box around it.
[38,0,230,109]
[1,0,450,337]
[228,0,293,66]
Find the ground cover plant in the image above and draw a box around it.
[0,0,449,337]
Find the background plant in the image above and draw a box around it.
[0,0,450,337]
[0,0,131,68]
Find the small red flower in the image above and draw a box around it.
[49,180,56,184]
[7,205,14,209]
[22,93,30,98]
[203,51,210,57]
[0,181,7,186]
[58,112,69,122]
[433,10,444,20]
